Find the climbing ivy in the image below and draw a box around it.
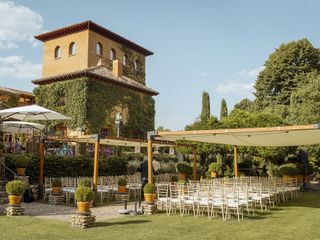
[33,77,155,139]
[121,46,146,85]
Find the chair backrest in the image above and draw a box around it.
[157,183,169,199]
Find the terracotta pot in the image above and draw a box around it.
[144,193,156,203]
[77,201,90,212]
[211,171,217,178]
[52,187,62,194]
[179,173,187,181]
[283,175,304,183]
[8,195,21,205]
[118,186,126,193]
[16,168,26,176]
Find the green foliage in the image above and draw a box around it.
[159,162,176,173]
[75,187,94,202]
[208,162,220,173]
[3,154,129,184]
[220,98,228,120]
[14,155,30,168]
[118,178,127,186]
[289,73,320,124]
[278,163,300,176]
[34,78,155,139]
[170,175,178,182]
[176,162,192,175]
[221,109,286,129]
[266,163,280,177]
[0,142,4,149]
[200,91,210,122]
[232,98,254,112]
[143,183,156,194]
[51,178,62,187]
[79,179,91,188]
[6,180,26,195]
[254,39,320,112]
[127,160,140,175]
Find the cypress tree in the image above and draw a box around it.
[200,91,210,122]
[220,98,228,120]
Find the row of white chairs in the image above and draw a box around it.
[156,177,300,222]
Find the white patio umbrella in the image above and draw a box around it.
[0,104,70,121]
[2,121,45,134]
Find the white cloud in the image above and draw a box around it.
[0,55,41,79]
[215,79,254,96]
[239,66,265,78]
[0,0,43,49]
[193,69,208,78]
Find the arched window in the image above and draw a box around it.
[134,59,139,71]
[123,54,127,66]
[96,42,103,56]
[109,48,116,60]
[54,46,61,59]
[69,42,76,55]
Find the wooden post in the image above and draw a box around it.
[193,149,197,180]
[147,139,153,184]
[234,145,238,178]
[93,134,100,193]
[39,139,45,186]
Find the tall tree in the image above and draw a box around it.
[232,98,254,112]
[220,98,228,120]
[200,91,210,122]
[254,39,320,113]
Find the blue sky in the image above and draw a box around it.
[1,0,320,130]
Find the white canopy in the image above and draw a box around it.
[156,124,320,147]
[0,104,70,121]
[3,121,45,134]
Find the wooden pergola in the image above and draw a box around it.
[147,124,320,182]
[39,135,193,192]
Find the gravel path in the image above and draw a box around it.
[0,202,137,222]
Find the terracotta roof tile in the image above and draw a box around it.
[32,66,159,96]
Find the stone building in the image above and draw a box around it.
[32,21,158,138]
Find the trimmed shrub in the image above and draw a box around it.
[176,162,192,175]
[208,163,220,172]
[170,175,178,182]
[79,179,91,188]
[6,180,26,195]
[118,178,127,186]
[75,187,94,202]
[159,162,177,173]
[14,155,30,168]
[279,163,299,176]
[143,183,156,194]
[51,178,62,187]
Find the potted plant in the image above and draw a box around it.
[79,179,91,188]
[15,155,29,176]
[279,163,303,183]
[176,162,192,180]
[75,186,94,212]
[118,178,127,193]
[6,180,26,205]
[208,163,220,178]
[144,183,156,203]
[170,175,179,184]
[51,178,62,194]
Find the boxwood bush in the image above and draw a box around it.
[143,183,156,194]
[6,180,26,195]
[75,186,93,202]
[118,178,127,186]
[176,162,193,175]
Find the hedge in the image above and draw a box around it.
[4,154,128,184]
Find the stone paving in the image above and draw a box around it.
[0,202,137,222]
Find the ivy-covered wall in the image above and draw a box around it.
[34,78,155,138]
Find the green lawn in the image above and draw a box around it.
[1,191,320,240]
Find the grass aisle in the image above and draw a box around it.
[0,191,319,240]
